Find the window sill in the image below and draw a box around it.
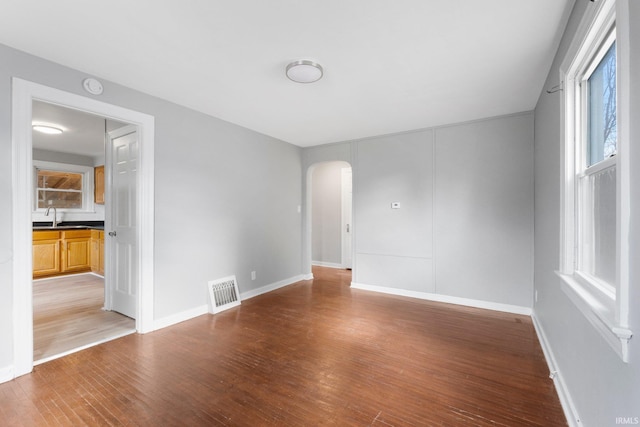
[556,271,632,362]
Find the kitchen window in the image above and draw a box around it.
[557,0,631,362]
[33,161,94,212]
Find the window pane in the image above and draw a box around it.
[587,42,616,166]
[583,166,617,285]
[38,190,83,209]
[37,170,82,190]
[36,169,84,209]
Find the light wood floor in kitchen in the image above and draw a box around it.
[33,274,136,363]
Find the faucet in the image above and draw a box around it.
[45,206,59,228]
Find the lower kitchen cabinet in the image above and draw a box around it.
[61,230,91,273]
[33,229,103,278]
[90,229,105,275]
[33,231,61,278]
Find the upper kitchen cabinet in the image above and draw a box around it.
[94,165,104,205]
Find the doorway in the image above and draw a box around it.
[310,161,353,270]
[12,78,155,378]
[31,101,135,363]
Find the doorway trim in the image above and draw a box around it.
[11,78,155,378]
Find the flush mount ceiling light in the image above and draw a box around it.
[286,60,323,83]
[32,124,63,135]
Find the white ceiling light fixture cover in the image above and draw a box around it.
[32,124,63,134]
[286,60,323,83]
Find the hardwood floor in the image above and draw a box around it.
[3,267,566,426]
[33,274,136,363]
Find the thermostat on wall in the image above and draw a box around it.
[391,202,401,209]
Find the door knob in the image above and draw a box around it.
[108,231,117,237]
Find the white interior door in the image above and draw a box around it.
[106,125,138,319]
[341,167,353,269]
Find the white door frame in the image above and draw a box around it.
[11,78,155,378]
[341,167,353,269]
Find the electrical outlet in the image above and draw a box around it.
[251,271,256,281]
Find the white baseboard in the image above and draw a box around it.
[302,273,314,280]
[241,275,304,300]
[350,282,532,316]
[152,275,306,330]
[531,313,580,427]
[0,365,14,384]
[153,305,209,331]
[312,261,344,269]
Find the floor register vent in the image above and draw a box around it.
[208,275,241,314]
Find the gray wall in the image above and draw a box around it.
[533,1,640,425]
[434,117,534,306]
[355,129,436,293]
[311,161,349,266]
[0,43,302,372]
[303,112,534,309]
[32,149,95,167]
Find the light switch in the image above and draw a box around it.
[391,202,401,209]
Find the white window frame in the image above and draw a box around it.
[33,160,95,213]
[557,0,632,362]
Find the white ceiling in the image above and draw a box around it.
[32,101,127,158]
[1,0,573,147]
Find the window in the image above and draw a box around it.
[558,0,631,362]
[37,169,84,209]
[576,32,617,296]
[33,161,95,212]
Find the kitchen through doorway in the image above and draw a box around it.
[31,101,135,364]
[12,78,156,378]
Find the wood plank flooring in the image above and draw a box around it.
[3,267,566,426]
[33,274,135,363]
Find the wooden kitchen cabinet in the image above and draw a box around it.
[94,165,105,205]
[32,229,98,278]
[90,229,105,275]
[61,230,91,273]
[33,231,61,278]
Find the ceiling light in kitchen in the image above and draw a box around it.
[32,125,64,135]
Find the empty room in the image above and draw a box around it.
[0,1,638,426]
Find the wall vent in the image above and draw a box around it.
[208,275,241,314]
